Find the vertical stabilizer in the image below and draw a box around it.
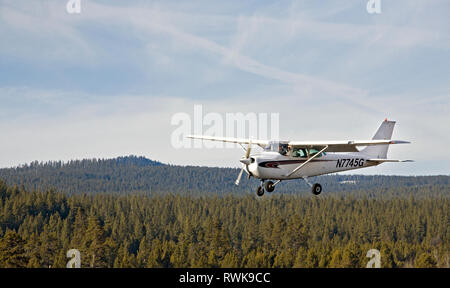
[361,119,396,159]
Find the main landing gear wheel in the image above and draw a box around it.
[312,183,322,195]
[256,186,264,197]
[264,181,275,193]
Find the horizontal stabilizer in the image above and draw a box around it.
[367,159,414,163]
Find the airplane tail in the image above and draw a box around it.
[361,119,396,159]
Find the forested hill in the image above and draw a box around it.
[0,157,448,268]
[0,155,448,198]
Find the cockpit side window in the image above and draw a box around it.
[291,148,325,158]
[292,148,307,158]
[278,144,288,155]
[309,148,324,158]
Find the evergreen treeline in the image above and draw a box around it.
[0,179,448,268]
[0,156,448,198]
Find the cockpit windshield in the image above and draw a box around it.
[264,141,289,156]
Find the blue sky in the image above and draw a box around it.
[0,0,449,175]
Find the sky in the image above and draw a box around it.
[0,0,449,175]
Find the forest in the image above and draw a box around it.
[0,156,447,198]
[0,156,448,268]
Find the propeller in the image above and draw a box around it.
[235,139,252,185]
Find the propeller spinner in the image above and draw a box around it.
[235,139,253,185]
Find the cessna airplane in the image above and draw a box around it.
[187,119,412,196]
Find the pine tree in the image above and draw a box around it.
[221,251,239,268]
[84,216,108,268]
[415,252,437,268]
[293,247,308,268]
[381,244,396,268]
[328,249,342,268]
[0,230,29,267]
[147,239,163,268]
[341,242,361,268]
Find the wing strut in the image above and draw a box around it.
[284,145,328,177]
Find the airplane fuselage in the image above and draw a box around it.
[247,151,378,180]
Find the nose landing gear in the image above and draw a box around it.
[256,185,264,197]
[256,180,279,197]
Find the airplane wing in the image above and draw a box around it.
[287,140,410,152]
[187,135,410,152]
[186,135,269,147]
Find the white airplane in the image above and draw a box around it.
[188,119,412,196]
